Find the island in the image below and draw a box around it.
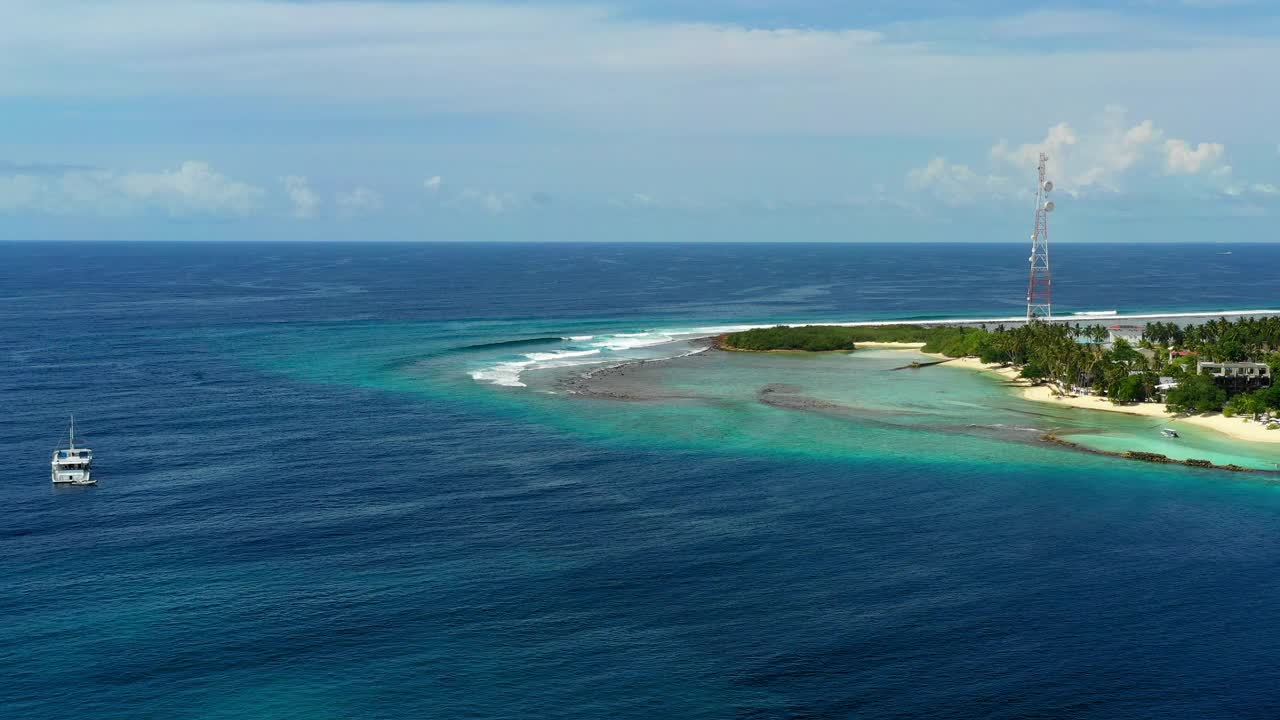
[717,318,1280,446]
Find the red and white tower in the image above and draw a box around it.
[1026,153,1054,321]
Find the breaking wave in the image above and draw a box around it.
[468,324,758,388]
[454,336,568,351]
[469,349,603,388]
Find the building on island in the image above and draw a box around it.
[1155,376,1179,403]
[1197,361,1273,394]
[1107,325,1145,346]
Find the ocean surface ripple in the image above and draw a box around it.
[4,242,1280,720]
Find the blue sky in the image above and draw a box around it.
[3,0,1279,241]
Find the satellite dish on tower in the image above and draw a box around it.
[1043,201,1055,212]
[1043,180,1054,192]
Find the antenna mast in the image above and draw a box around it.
[1026,153,1054,322]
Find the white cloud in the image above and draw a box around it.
[281,175,319,218]
[988,109,1172,194]
[116,161,262,214]
[335,187,383,217]
[448,189,523,214]
[0,160,262,216]
[0,175,43,211]
[989,122,1080,172]
[1163,139,1226,174]
[3,2,1279,138]
[424,180,550,215]
[906,158,1013,205]
[1222,181,1279,198]
[911,108,1246,204]
[607,192,717,211]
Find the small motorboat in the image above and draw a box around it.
[1160,428,1179,439]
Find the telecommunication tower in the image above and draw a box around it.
[1026,153,1054,321]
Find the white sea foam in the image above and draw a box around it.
[470,348,602,387]
[471,324,756,387]
[588,325,758,352]
[472,310,1280,388]
[469,362,529,387]
[525,349,601,362]
[593,332,675,351]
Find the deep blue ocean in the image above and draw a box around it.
[5,242,1280,719]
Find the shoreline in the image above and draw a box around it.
[714,336,928,353]
[558,339,717,401]
[556,339,1277,473]
[715,339,1280,447]
[713,338,1280,447]
[933,354,1280,446]
[852,341,927,349]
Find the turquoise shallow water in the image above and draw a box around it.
[220,321,1279,473]
[537,348,1279,471]
[8,242,1280,719]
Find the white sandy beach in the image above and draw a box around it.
[855,341,928,349]
[939,355,1280,445]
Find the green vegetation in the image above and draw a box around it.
[1166,375,1227,414]
[719,325,858,351]
[724,316,1280,415]
[1143,317,1280,363]
[1111,374,1150,404]
[719,324,990,353]
[1223,385,1280,419]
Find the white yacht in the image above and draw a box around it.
[51,415,95,486]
